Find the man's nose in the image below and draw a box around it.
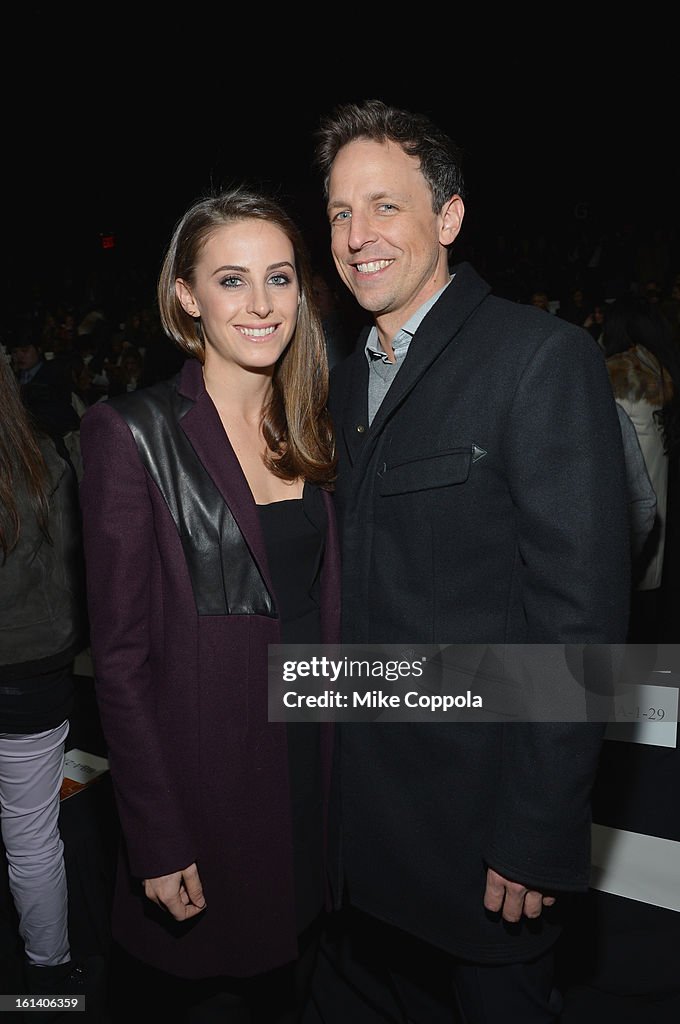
[347,211,377,251]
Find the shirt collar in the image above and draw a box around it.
[18,361,44,385]
[365,276,453,362]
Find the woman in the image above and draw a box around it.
[0,352,87,997]
[79,188,340,1021]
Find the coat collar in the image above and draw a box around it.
[340,262,491,464]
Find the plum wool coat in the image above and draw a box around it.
[328,261,631,965]
[79,357,341,979]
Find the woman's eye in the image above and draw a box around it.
[269,273,291,286]
[220,275,243,288]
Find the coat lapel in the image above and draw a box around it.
[368,262,491,437]
[339,326,371,465]
[175,359,272,587]
[338,262,491,474]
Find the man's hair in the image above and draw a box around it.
[314,98,466,212]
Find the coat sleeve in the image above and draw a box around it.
[79,401,196,879]
[485,326,631,891]
[505,325,631,643]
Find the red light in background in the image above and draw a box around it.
[100,234,116,250]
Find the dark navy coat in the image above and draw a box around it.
[328,262,631,964]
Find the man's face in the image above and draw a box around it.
[11,343,41,373]
[326,139,463,332]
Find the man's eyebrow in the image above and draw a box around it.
[328,191,403,211]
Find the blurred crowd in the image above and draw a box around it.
[5,211,680,410]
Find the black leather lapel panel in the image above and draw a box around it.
[114,382,274,617]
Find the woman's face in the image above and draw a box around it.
[177,219,300,376]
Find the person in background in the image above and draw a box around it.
[604,294,680,639]
[583,300,607,350]
[557,283,590,325]
[68,353,98,419]
[308,98,630,1024]
[0,353,91,1004]
[659,271,680,345]
[8,327,80,445]
[529,288,552,313]
[79,187,340,1023]
[615,402,657,575]
[104,346,145,398]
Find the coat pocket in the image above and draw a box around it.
[378,448,473,496]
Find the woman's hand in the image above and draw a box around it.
[142,863,207,921]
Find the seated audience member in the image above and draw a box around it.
[583,301,607,349]
[8,326,80,443]
[558,284,590,325]
[529,289,552,313]
[105,347,145,398]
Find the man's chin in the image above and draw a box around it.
[347,286,388,314]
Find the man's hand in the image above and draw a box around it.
[142,863,207,921]
[483,867,556,923]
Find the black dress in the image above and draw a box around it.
[256,484,326,934]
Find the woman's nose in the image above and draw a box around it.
[248,286,273,317]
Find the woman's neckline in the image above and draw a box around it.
[256,496,304,507]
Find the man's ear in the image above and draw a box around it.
[176,279,200,317]
[439,195,465,246]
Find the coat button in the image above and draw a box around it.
[356,424,366,433]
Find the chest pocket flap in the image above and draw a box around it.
[378,448,473,496]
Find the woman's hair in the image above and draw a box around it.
[0,354,51,563]
[604,294,680,457]
[157,187,335,486]
[314,98,466,212]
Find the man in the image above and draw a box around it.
[309,100,631,1023]
[9,330,79,441]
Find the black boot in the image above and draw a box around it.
[26,960,72,991]
[24,956,106,1022]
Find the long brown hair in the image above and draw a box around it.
[157,187,336,487]
[0,354,51,563]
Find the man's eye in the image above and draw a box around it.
[332,211,351,223]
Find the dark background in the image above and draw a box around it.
[5,22,677,317]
